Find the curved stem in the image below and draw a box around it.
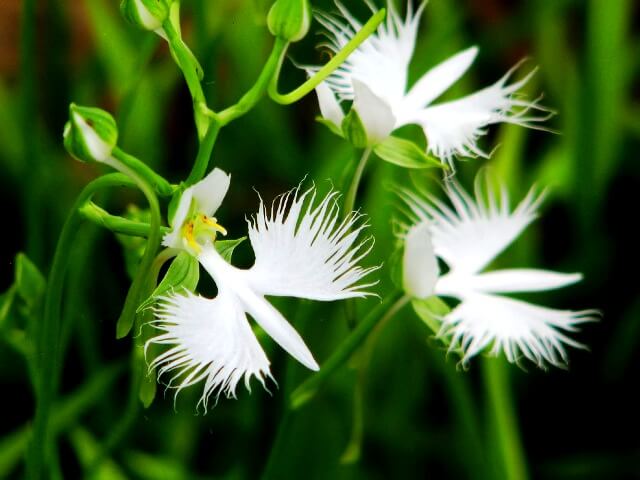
[269,9,386,105]
[112,147,174,197]
[185,120,221,186]
[217,37,288,126]
[482,359,529,480]
[289,292,408,410]
[26,174,136,480]
[105,158,163,340]
[79,202,169,238]
[343,148,372,217]
[162,19,209,139]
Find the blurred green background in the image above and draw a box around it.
[1,0,638,478]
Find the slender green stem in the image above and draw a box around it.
[162,19,209,138]
[217,37,288,125]
[79,201,169,238]
[105,158,163,340]
[111,147,174,197]
[26,174,135,480]
[185,120,221,186]
[289,291,407,410]
[343,148,372,217]
[482,359,529,480]
[269,9,386,105]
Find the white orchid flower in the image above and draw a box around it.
[398,178,596,368]
[308,1,551,167]
[148,168,377,409]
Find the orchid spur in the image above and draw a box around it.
[309,1,551,168]
[147,169,378,409]
[399,177,596,368]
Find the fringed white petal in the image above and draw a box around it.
[162,168,231,249]
[398,179,544,274]
[197,245,320,372]
[309,1,424,108]
[399,46,479,118]
[403,222,439,299]
[146,290,271,412]
[246,185,378,301]
[410,63,552,168]
[439,292,597,368]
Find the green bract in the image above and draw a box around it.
[373,136,443,169]
[342,109,368,149]
[120,0,169,31]
[267,0,311,42]
[63,104,118,163]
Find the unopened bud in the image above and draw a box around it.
[63,104,118,163]
[120,0,169,31]
[267,0,311,42]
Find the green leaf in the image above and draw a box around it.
[373,136,443,169]
[341,109,368,149]
[136,252,200,313]
[388,245,404,291]
[315,116,344,138]
[215,237,246,262]
[14,253,46,309]
[411,296,450,335]
[0,288,16,328]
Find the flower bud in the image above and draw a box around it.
[120,0,169,31]
[63,104,118,163]
[267,0,311,42]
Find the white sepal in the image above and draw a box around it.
[314,80,345,127]
[402,222,439,299]
[352,78,396,143]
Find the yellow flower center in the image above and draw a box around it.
[181,214,227,253]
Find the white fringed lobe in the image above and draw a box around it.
[400,177,596,368]
[308,1,551,166]
[146,291,272,412]
[247,185,379,300]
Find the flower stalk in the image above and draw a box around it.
[289,291,407,410]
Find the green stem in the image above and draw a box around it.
[105,158,163,340]
[26,174,135,480]
[269,9,386,105]
[162,19,209,138]
[482,359,529,480]
[289,291,407,410]
[79,201,169,238]
[185,119,221,186]
[217,37,288,126]
[343,148,372,217]
[111,147,174,197]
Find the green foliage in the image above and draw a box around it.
[373,135,443,169]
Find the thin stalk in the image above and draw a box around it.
[343,148,372,217]
[26,174,135,480]
[269,9,386,105]
[289,291,407,410]
[217,37,288,125]
[106,157,163,340]
[185,120,220,186]
[79,201,169,238]
[482,359,529,480]
[112,147,174,197]
[162,20,209,138]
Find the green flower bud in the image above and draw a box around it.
[267,0,311,42]
[63,104,118,163]
[120,0,169,31]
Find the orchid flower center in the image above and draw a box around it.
[181,213,227,253]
